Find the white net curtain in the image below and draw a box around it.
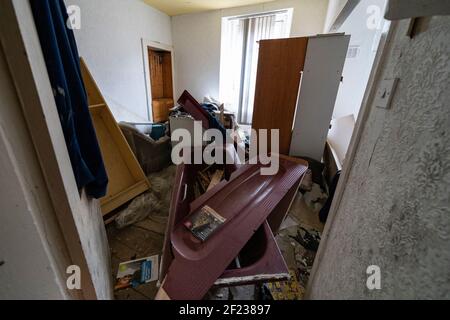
[219,10,293,125]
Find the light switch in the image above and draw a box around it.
[375,78,399,110]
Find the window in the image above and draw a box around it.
[219,9,293,125]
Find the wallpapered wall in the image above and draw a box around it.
[309,16,450,299]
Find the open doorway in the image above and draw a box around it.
[142,40,175,123]
[148,48,174,123]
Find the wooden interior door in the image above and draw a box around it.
[251,37,308,155]
[148,48,174,123]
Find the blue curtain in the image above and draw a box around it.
[30,0,108,198]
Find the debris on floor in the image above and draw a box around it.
[299,169,313,192]
[204,287,230,300]
[114,165,176,229]
[303,183,328,212]
[205,285,259,301]
[278,215,299,231]
[273,186,325,299]
[207,170,224,191]
[194,165,226,198]
[290,227,321,252]
[107,165,176,300]
[275,225,322,299]
[115,255,159,291]
[114,192,162,229]
[265,269,304,300]
[229,285,257,300]
[109,224,163,300]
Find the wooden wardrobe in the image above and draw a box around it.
[251,37,308,155]
[251,35,350,159]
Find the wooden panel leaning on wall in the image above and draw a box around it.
[79,58,151,222]
[251,37,308,155]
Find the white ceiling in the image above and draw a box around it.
[143,0,277,16]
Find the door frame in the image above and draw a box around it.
[0,0,113,299]
[141,38,176,122]
[305,20,397,297]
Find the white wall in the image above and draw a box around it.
[323,0,348,32]
[171,0,329,102]
[66,0,173,122]
[0,46,68,300]
[309,16,450,299]
[331,0,387,119]
[1,0,114,299]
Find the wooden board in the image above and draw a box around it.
[251,37,308,155]
[149,49,164,99]
[162,52,173,99]
[80,58,150,217]
[289,35,350,161]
